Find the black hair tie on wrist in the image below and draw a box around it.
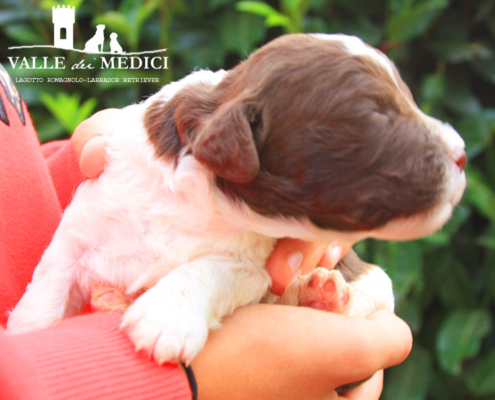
[182,363,198,400]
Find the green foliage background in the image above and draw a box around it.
[1,0,495,398]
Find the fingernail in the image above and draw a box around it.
[330,246,342,263]
[291,269,302,283]
[287,251,303,277]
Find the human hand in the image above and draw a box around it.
[267,239,352,296]
[192,305,412,400]
[71,109,122,178]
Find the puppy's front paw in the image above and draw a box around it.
[299,267,351,313]
[121,288,208,365]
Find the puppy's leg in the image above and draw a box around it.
[337,249,394,316]
[7,236,83,333]
[343,265,395,317]
[277,250,394,317]
[276,268,350,311]
[277,250,394,395]
[90,284,142,313]
[121,255,271,365]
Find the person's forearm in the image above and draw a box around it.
[1,313,192,400]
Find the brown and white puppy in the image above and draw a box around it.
[7,34,466,366]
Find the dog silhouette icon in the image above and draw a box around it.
[110,33,125,54]
[84,24,105,53]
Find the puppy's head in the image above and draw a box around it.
[145,33,466,241]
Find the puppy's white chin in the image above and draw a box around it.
[371,202,453,241]
[448,169,467,207]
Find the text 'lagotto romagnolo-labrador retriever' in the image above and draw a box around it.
[8,33,467,366]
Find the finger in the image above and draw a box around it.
[318,241,352,269]
[267,238,327,295]
[340,370,383,400]
[329,311,412,382]
[71,108,121,161]
[79,136,107,178]
[271,308,411,387]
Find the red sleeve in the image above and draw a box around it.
[0,313,192,400]
[40,140,87,210]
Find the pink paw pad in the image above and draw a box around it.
[299,268,351,313]
[309,276,319,288]
[91,283,144,313]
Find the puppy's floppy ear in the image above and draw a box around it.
[192,100,260,183]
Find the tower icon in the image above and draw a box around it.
[52,5,75,50]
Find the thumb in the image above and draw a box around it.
[78,136,107,178]
[331,310,413,384]
[72,108,121,178]
[266,239,328,295]
[267,239,348,296]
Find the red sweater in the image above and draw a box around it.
[0,71,192,400]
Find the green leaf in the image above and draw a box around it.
[395,297,423,334]
[118,0,159,52]
[94,11,130,39]
[37,118,66,143]
[465,166,495,226]
[3,24,41,45]
[235,1,280,17]
[382,345,433,400]
[471,59,495,85]
[387,0,414,14]
[442,79,481,116]
[420,73,444,113]
[421,73,445,103]
[467,348,495,396]
[386,0,448,42]
[429,42,493,63]
[477,234,495,250]
[282,0,301,17]
[474,0,495,22]
[208,0,234,11]
[372,241,423,299]
[422,204,471,247]
[329,16,382,46]
[429,371,469,400]
[78,98,98,122]
[0,9,32,25]
[436,309,492,375]
[265,13,291,29]
[40,0,85,10]
[236,1,291,30]
[40,92,97,134]
[432,13,470,42]
[456,110,495,159]
[430,254,477,309]
[219,11,265,55]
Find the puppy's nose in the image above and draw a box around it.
[452,148,467,171]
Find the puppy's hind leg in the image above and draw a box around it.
[277,249,394,317]
[7,236,84,333]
